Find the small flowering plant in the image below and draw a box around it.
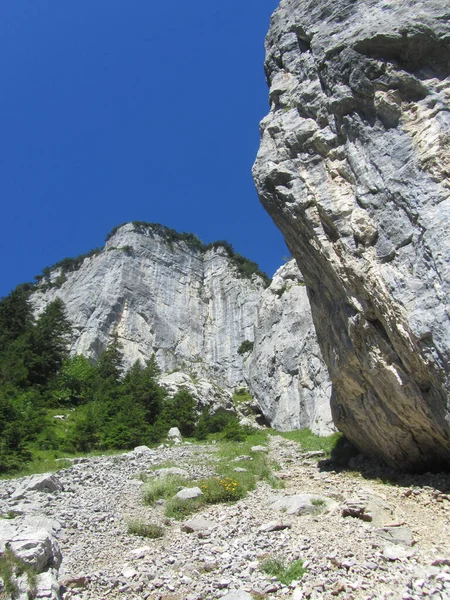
[200,477,244,504]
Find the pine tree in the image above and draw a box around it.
[27,298,72,386]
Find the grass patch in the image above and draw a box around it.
[0,511,20,520]
[274,429,342,457]
[200,477,245,503]
[311,498,325,507]
[0,547,37,599]
[232,387,253,405]
[127,519,164,539]
[0,453,72,480]
[142,474,188,505]
[165,497,204,519]
[260,557,306,585]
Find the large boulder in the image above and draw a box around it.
[253,0,450,470]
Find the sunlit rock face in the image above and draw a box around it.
[253,0,450,470]
[31,223,264,389]
[31,223,333,433]
[246,260,334,435]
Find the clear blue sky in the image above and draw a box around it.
[0,0,287,298]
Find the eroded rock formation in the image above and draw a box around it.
[32,223,332,432]
[32,223,265,389]
[253,0,450,469]
[246,260,333,434]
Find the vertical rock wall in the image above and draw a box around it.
[31,224,263,389]
[253,0,450,469]
[31,223,333,432]
[247,260,333,435]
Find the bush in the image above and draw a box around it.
[194,409,235,440]
[160,389,196,437]
[259,557,306,585]
[237,340,254,355]
[142,474,188,505]
[127,519,164,539]
[221,418,247,442]
[200,477,245,503]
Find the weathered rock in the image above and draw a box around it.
[181,516,215,533]
[253,0,450,470]
[167,427,183,443]
[34,569,61,599]
[153,467,190,478]
[375,525,415,547]
[259,521,292,532]
[251,445,269,453]
[220,592,254,600]
[247,260,333,435]
[160,372,234,415]
[341,493,393,526]
[271,494,335,515]
[383,545,415,561]
[31,223,265,389]
[30,222,336,434]
[175,487,203,500]
[0,516,62,584]
[11,474,63,501]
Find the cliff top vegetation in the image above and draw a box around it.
[31,222,271,290]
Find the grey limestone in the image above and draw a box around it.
[253,0,450,470]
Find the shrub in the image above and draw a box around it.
[200,477,245,504]
[221,418,247,442]
[160,389,196,437]
[164,497,203,519]
[127,519,164,539]
[0,547,37,599]
[237,340,254,355]
[142,474,188,505]
[194,409,235,440]
[259,557,306,585]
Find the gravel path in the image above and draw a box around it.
[1,437,450,599]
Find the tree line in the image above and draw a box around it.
[0,286,203,473]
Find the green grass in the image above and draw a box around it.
[0,547,37,599]
[259,557,306,585]
[232,387,253,405]
[127,519,164,538]
[142,474,188,504]
[0,510,20,520]
[165,497,204,519]
[199,476,245,503]
[311,498,325,507]
[273,429,342,457]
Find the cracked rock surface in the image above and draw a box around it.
[253,0,450,470]
[31,223,333,434]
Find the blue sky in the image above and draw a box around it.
[0,0,287,298]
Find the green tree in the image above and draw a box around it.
[161,389,197,437]
[93,334,123,406]
[122,357,165,424]
[27,298,72,386]
[53,354,96,405]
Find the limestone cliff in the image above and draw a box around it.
[253,0,450,469]
[32,223,264,389]
[246,260,333,435]
[31,222,333,432]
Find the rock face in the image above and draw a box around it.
[32,223,265,389]
[253,0,450,469]
[246,260,333,434]
[31,222,333,433]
